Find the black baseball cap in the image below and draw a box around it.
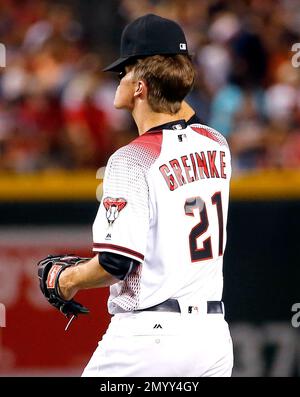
[103,13,190,72]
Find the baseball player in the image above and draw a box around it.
[56,14,233,376]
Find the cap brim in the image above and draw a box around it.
[102,56,133,72]
[103,51,193,72]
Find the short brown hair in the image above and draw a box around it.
[131,55,195,114]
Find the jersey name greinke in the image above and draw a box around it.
[93,121,231,314]
[159,149,227,191]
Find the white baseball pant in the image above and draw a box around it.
[82,306,233,377]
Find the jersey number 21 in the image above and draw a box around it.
[184,192,223,262]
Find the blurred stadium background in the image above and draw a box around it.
[0,0,299,377]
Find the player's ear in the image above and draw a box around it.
[133,80,147,99]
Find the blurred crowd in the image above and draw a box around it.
[0,0,300,174]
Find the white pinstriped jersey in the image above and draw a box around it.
[93,120,231,314]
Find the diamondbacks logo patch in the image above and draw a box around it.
[103,197,127,227]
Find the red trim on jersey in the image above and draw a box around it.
[132,131,163,157]
[93,243,144,261]
[191,126,219,144]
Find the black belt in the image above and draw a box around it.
[137,299,223,314]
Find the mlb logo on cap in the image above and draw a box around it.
[180,43,187,50]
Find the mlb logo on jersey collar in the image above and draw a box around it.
[172,123,183,130]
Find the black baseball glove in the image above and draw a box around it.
[37,254,90,323]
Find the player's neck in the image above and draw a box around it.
[132,106,182,135]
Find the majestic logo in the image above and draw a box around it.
[103,197,127,227]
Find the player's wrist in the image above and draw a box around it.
[58,266,79,300]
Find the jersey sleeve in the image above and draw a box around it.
[92,148,150,263]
